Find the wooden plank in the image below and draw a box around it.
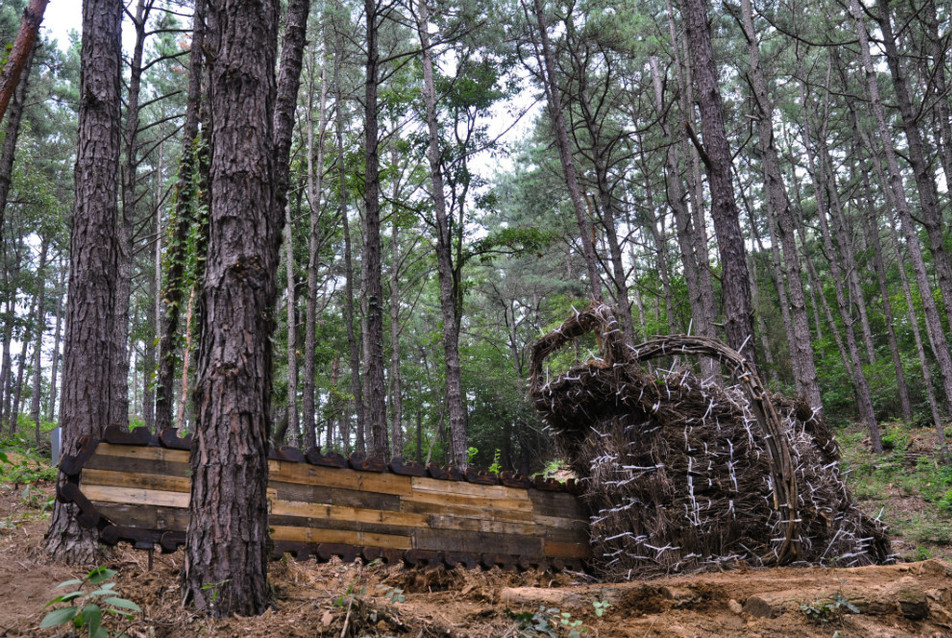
[91,443,190,464]
[401,490,534,515]
[270,480,402,511]
[85,445,190,478]
[269,524,411,550]
[81,468,190,493]
[270,499,427,528]
[543,539,591,559]
[268,514,417,539]
[411,476,532,501]
[400,497,534,523]
[269,460,413,496]
[424,514,538,537]
[528,489,588,519]
[533,514,589,531]
[413,527,543,558]
[96,502,190,532]
[82,484,189,509]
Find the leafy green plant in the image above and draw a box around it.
[506,605,587,637]
[489,448,502,474]
[375,584,405,604]
[800,593,859,624]
[41,567,141,637]
[592,599,611,617]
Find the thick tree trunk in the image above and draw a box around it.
[155,0,206,435]
[527,0,602,302]
[182,0,279,617]
[417,0,467,468]
[0,0,47,127]
[46,0,122,564]
[680,0,758,367]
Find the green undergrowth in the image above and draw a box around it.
[838,421,952,560]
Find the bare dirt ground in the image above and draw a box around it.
[2,477,952,638]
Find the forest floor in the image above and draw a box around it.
[3,423,952,637]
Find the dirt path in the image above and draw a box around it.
[3,481,952,637]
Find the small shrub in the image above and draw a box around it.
[41,567,141,638]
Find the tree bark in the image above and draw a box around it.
[739,2,822,409]
[112,0,151,432]
[182,0,279,616]
[799,72,881,452]
[302,57,328,452]
[47,261,65,421]
[31,240,48,443]
[46,0,122,564]
[849,0,952,434]
[680,0,758,367]
[526,0,602,303]
[0,0,47,127]
[874,0,952,334]
[417,0,468,468]
[284,207,300,448]
[0,29,37,247]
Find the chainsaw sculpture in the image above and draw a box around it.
[57,426,590,571]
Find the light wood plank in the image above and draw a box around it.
[543,539,591,559]
[269,524,411,550]
[93,443,190,464]
[269,461,413,496]
[83,484,189,509]
[270,499,427,528]
[82,468,190,493]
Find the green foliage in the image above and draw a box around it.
[506,605,587,637]
[375,585,405,604]
[0,434,56,484]
[41,567,141,638]
[592,600,611,618]
[800,593,859,624]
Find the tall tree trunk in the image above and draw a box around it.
[47,261,65,421]
[46,0,122,564]
[0,0,47,127]
[0,32,37,246]
[417,0,467,467]
[680,0,758,367]
[302,58,328,452]
[332,25,364,454]
[112,0,151,431]
[799,75,882,451]
[362,0,388,458]
[849,0,952,433]
[270,0,309,449]
[9,295,36,432]
[389,167,403,460]
[31,240,48,443]
[874,0,952,333]
[738,3,821,408]
[182,0,279,616]
[860,167,912,421]
[284,207,300,448]
[155,0,206,435]
[526,0,602,302]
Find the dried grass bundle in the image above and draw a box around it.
[529,303,890,579]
